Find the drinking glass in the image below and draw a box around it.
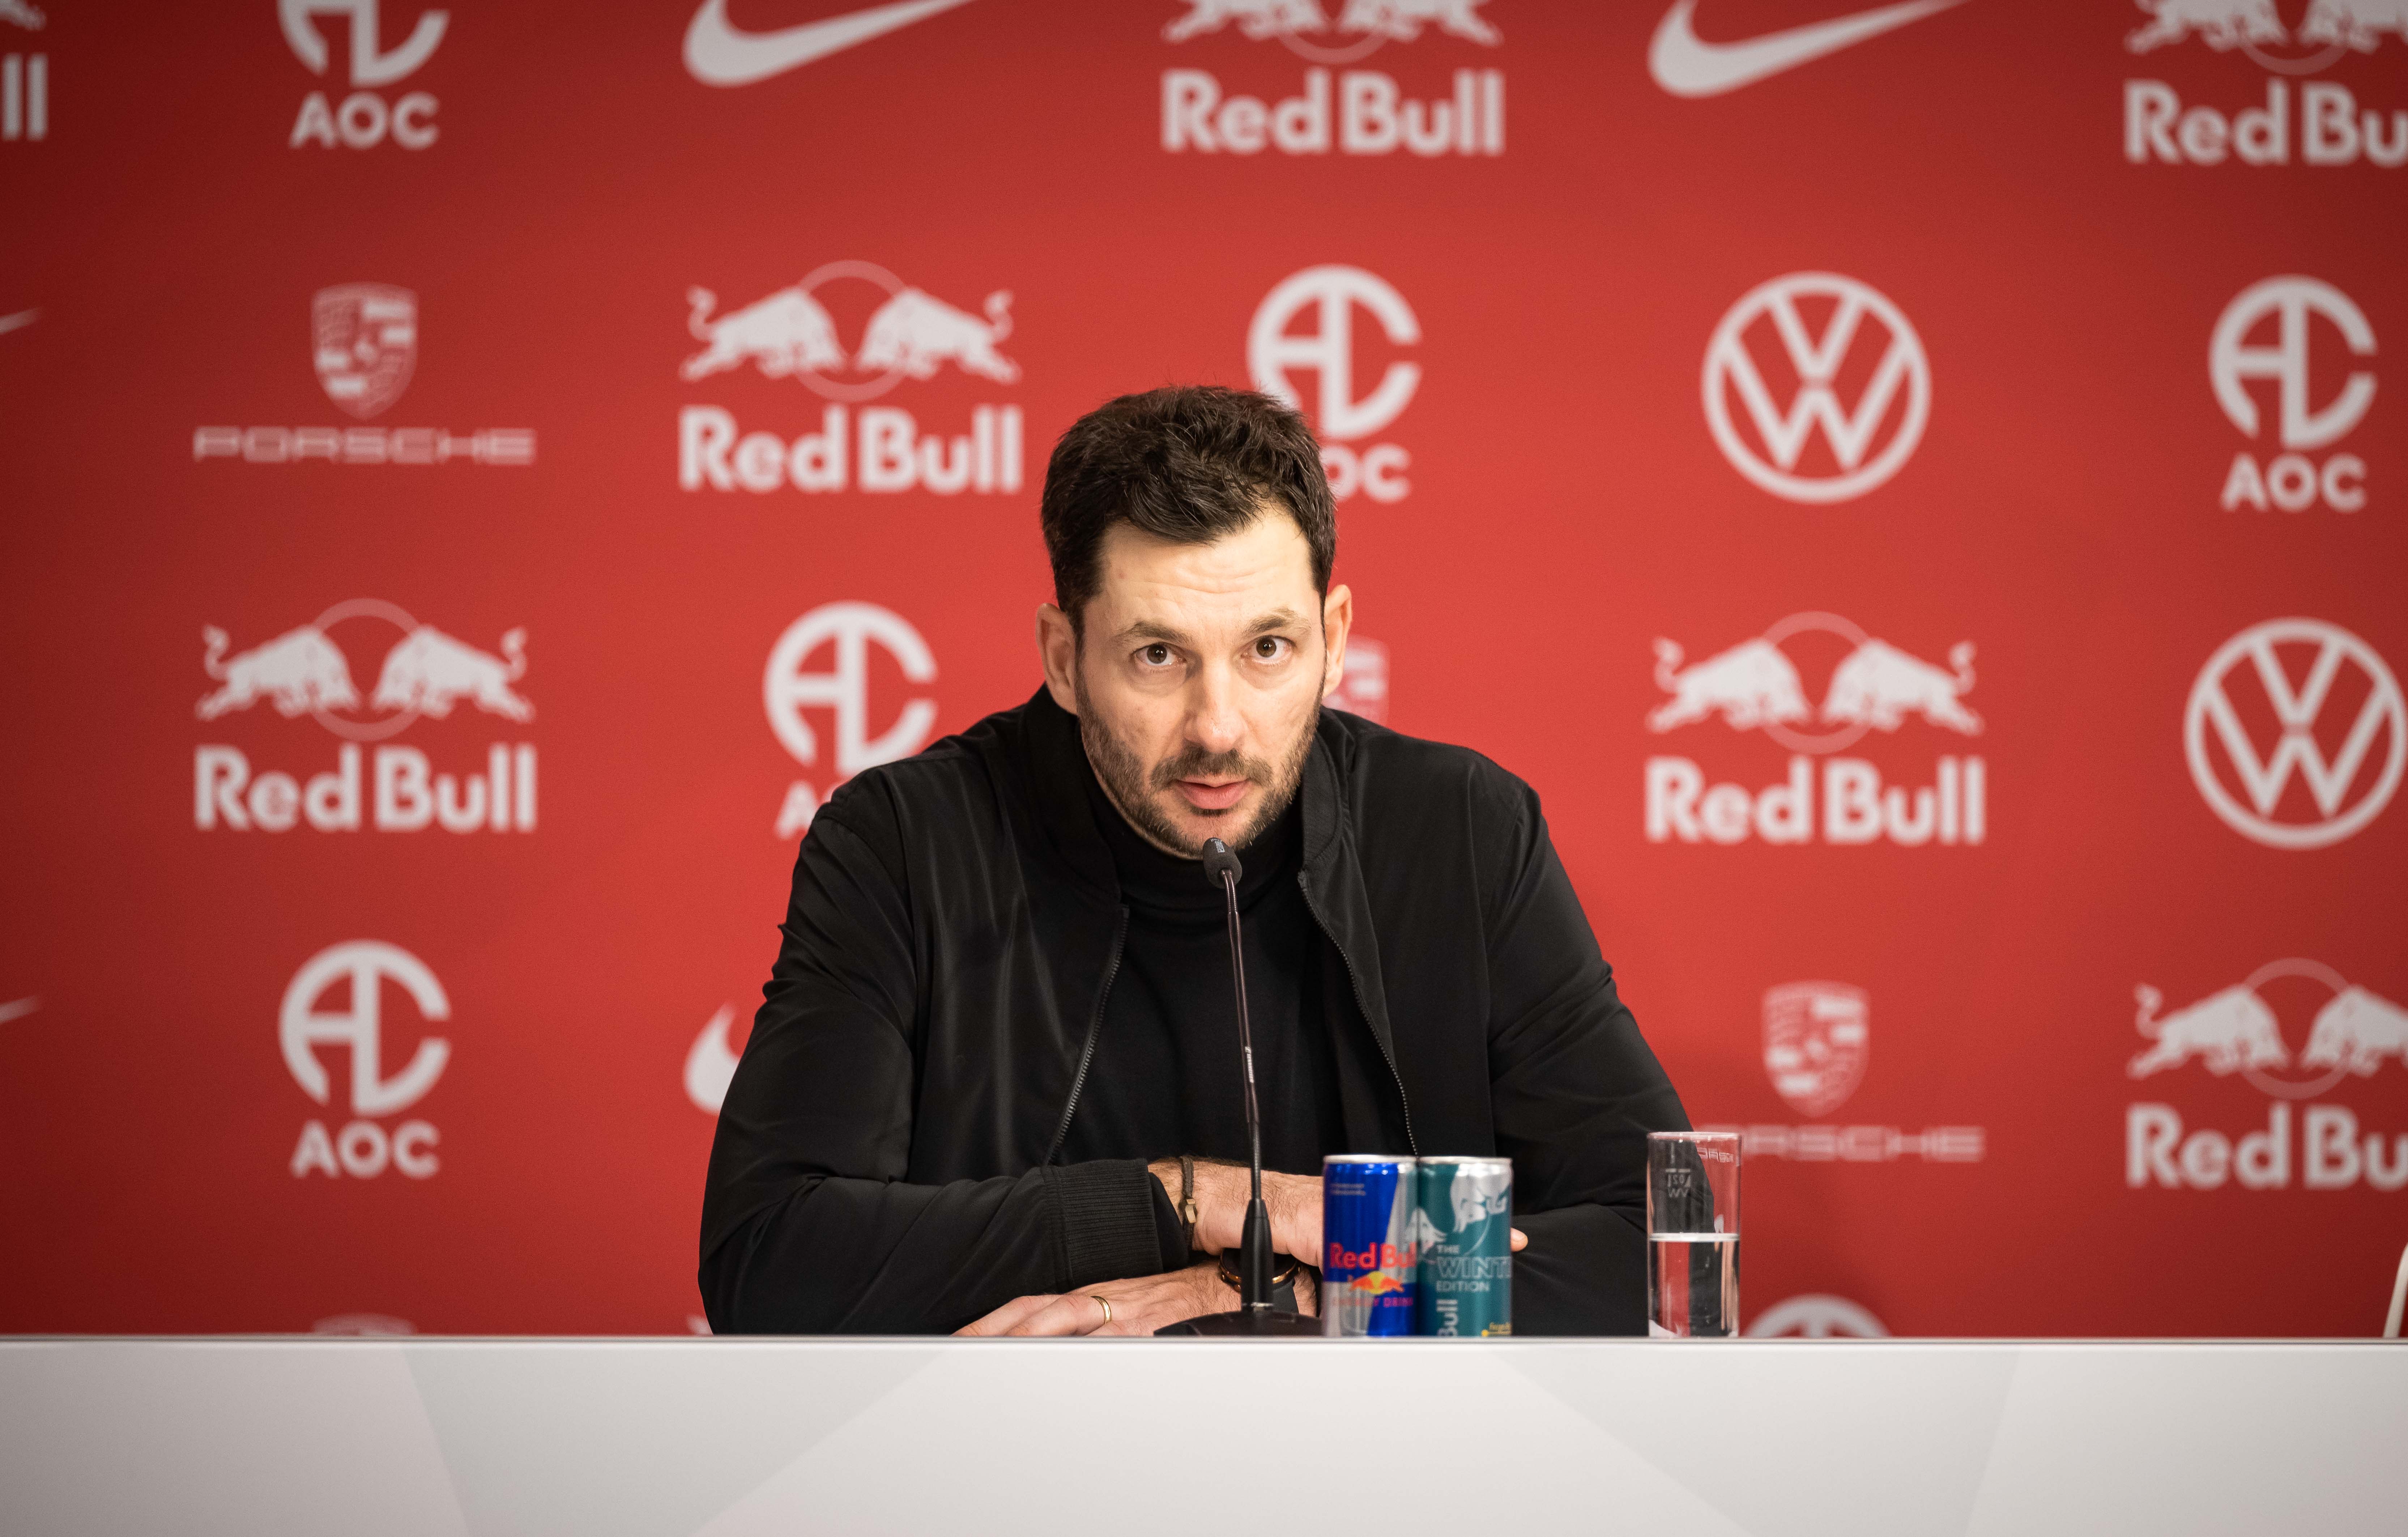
[1646,1131,1740,1337]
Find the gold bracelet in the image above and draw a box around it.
[1178,1154,1200,1253]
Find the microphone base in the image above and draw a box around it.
[1154,1307,1322,1337]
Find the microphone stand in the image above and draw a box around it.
[1157,838,1318,1336]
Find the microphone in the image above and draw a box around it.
[1155,836,1317,1336]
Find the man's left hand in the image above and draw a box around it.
[955,1259,1230,1337]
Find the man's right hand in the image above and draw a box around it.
[1150,1158,1323,1266]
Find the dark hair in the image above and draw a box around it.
[1040,386,1337,633]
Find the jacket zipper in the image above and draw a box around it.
[1043,905,1128,1165]
[1298,872,1418,1157]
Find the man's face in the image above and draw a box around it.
[1039,512,1352,859]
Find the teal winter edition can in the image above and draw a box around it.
[1414,1156,1513,1337]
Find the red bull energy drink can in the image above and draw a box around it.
[1415,1156,1513,1337]
[1321,1154,1417,1337]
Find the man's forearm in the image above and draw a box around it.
[703,1159,1182,1334]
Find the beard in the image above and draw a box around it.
[1075,668,1317,859]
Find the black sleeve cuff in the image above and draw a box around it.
[1044,1159,1182,1289]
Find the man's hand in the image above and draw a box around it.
[1150,1159,1324,1264]
[955,1260,1229,1337]
[1150,1159,1531,1268]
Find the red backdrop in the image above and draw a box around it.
[3,0,2403,1338]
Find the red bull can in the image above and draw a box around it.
[1415,1156,1513,1337]
[1321,1154,1417,1337]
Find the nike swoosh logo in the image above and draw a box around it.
[0,309,37,337]
[1650,0,1966,98]
[684,0,976,88]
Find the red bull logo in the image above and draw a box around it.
[1644,612,1987,848]
[2124,2,2407,168]
[193,600,536,836]
[678,262,1024,497]
[2126,961,2408,1193]
[1161,1,1502,158]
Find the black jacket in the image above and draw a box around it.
[699,688,1689,1334]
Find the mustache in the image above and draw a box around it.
[1150,747,1273,792]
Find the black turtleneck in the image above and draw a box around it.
[1061,759,1347,1199]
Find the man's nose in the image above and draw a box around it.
[1185,664,1245,756]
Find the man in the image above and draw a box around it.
[700,386,1688,1336]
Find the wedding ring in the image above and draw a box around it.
[1093,1294,1113,1329]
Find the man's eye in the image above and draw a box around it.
[1253,637,1292,661]
[1140,644,1175,667]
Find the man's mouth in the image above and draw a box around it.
[1173,778,1252,813]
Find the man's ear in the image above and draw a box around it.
[1320,583,1354,701]
[1037,603,1080,715]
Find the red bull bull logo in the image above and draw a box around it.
[193,600,536,836]
[1644,612,1987,848]
[2126,961,2408,1193]
[678,262,1023,497]
[1161,1,1502,158]
[2124,2,2407,168]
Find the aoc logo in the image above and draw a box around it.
[1704,272,1929,504]
[283,0,446,150]
[678,261,1024,497]
[2212,277,2376,513]
[1162,1,1503,158]
[2185,618,2403,848]
[4,1,47,145]
[193,599,537,836]
[194,285,534,467]
[2125,1,2408,167]
[282,940,447,1180]
[1764,982,1868,1118]
[766,601,938,838]
[1744,1294,1888,1338]
[2126,961,2408,1192]
[1644,612,1987,847]
[1249,265,1419,503]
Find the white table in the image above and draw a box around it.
[1,1338,2399,1535]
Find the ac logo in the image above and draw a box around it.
[678,261,1025,498]
[1702,272,1930,504]
[1249,265,1418,502]
[766,601,938,837]
[193,598,537,836]
[2185,618,2403,848]
[283,0,447,150]
[2125,960,2408,1193]
[2211,276,2375,512]
[282,940,447,1180]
